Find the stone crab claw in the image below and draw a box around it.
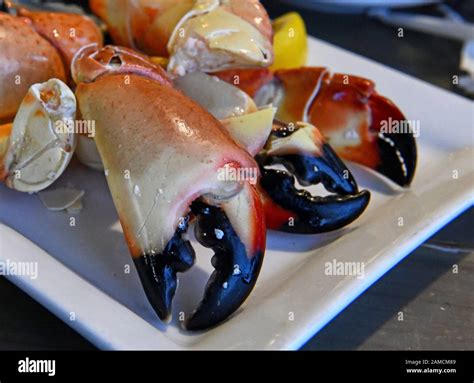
[0,78,76,193]
[216,67,418,187]
[0,7,102,122]
[256,121,370,233]
[89,0,273,76]
[174,71,370,234]
[72,45,266,330]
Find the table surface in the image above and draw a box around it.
[0,0,472,350]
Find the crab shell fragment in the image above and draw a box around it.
[0,78,76,193]
[89,0,273,76]
[72,45,266,330]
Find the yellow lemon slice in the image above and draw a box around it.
[150,56,170,69]
[270,12,308,70]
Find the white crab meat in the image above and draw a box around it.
[266,122,325,158]
[173,71,257,119]
[174,71,275,155]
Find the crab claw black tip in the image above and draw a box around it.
[376,131,417,187]
[185,198,265,331]
[260,168,370,234]
[134,225,195,322]
[269,143,360,195]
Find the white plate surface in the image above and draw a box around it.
[0,38,473,350]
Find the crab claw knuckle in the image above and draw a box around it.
[72,44,171,85]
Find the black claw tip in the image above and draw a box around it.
[376,131,417,187]
[260,168,370,234]
[185,202,264,331]
[134,219,195,321]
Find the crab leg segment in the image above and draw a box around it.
[16,7,103,77]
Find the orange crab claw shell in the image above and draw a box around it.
[17,8,103,77]
[75,59,265,329]
[214,68,274,99]
[0,13,67,122]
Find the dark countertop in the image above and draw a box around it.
[0,0,472,350]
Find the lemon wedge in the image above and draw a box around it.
[270,12,308,70]
[150,56,170,69]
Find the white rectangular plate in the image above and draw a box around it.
[0,38,472,350]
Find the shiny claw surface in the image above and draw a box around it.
[174,71,370,234]
[187,182,265,330]
[257,122,370,233]
[73,45,266,330]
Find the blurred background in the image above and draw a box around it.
[261,0,474,98]
[0,0,472,350]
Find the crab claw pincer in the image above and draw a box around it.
[216,67,417,187]
[257,121,370,233]
[174,71,370,234]
[257,67,417,187]
[72,45,266,330]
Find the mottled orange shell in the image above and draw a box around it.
[0,13,66,122]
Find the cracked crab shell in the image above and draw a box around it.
[0,13,67,122]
